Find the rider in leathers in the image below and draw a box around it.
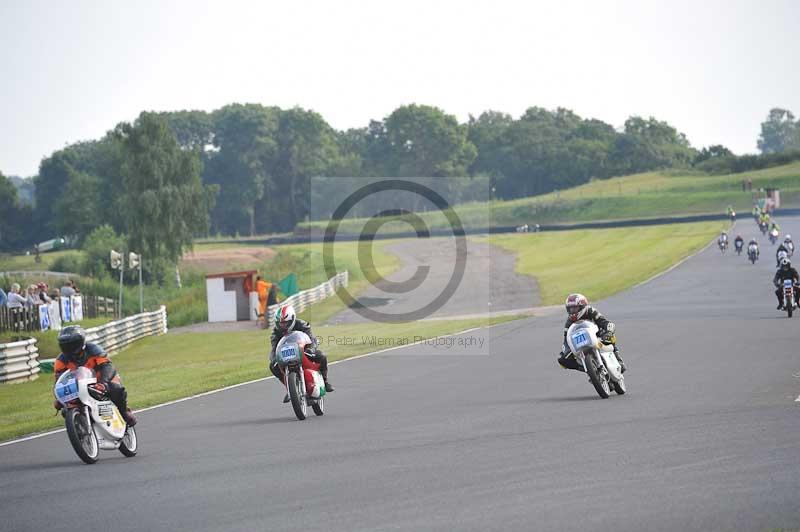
[53,326,137,426]
[774,259,800,310]
[269,304,334,403]
[776,242,790,266]
[557,293,626,373]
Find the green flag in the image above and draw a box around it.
[278,273,298,297]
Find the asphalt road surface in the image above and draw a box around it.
[327,238,539,324]
[1,218,798,532]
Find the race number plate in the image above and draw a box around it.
[784,280,793,288]
[571,332,590,349]
[280,345,299,362]
[55,377,79,404]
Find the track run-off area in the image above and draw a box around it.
[1,218,799,532]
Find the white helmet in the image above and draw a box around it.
[274,304,296,332]
[785,234,792,241]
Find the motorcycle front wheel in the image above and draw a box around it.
[586,355,610,399]
[312,397,324,416]
[65,408,99,464]
[288,371,307,420]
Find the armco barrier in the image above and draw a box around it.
[82,306,168,356]
[265,271,348,318]
[0,338,40,384]
[0,306,168,382]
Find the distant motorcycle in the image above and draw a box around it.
[777,249,789,267]
[769,229,779,245]
[748,244,759,264]
[760,222,769,235]
[718,239,728,254]
[734,241,743,255]
[54,367,137,464]
[275,331,326,420]
[565,321,626,399]
[779,279,798,318]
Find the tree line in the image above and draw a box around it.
[2,104,799,260]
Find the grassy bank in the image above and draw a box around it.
[298,162,800,233]
[0,315,510,442]
[487,220,727,305]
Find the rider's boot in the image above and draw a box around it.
[317,353,334,392]
[614,345,627,373]
[123,409,138,427]
[283,394,290,403]
[557,352,583,372]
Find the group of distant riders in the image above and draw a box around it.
[718,204,799,311]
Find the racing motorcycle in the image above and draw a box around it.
[748,243,759,264]
[54,366,137,464]
[734,240,744,255]
[769,229,779,245]
[760,222,769,235]
[565,321,626,399]
[275,331,326,420]
[718,239,728,254]
[780,279,797,318]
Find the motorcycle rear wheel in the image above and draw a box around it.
[586,356,610,399]
[119,425,138,457]
[288,371,307,420]
[65,408,99,464]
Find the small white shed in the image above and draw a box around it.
[205,270,259,322]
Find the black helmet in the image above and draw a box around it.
[58,326,86,362]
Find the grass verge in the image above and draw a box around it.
[486,220,727,305]
[0,315,512,442]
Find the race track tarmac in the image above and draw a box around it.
[1,218,798,532]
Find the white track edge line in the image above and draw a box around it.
[0,325,489,447]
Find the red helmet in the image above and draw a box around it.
[565,293,589,322]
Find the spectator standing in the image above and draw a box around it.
[7,283,31,309]
[256,276,270,317]
[60,280,76,297]
[37,283,52,304]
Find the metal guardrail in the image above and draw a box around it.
[0,306,168,383]
[83,306,168,356]
[265,271,348,318]
[0,338,40,384]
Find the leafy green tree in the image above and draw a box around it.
[81,224,124,279]
[694,144,733,164]
[757,108,799,154]
[383,104,477,177]
[206,104,279,236]
[0,171,36,250]
[115,112,215,271]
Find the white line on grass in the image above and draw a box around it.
[0,326,488,447]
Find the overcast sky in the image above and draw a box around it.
[1,0,798,177]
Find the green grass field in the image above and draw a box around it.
[0,315,511,441]
[299,162,800,233]
[487,220,727,305]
